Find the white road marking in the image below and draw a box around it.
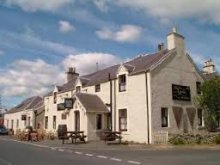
[128,160,141,164]
[0,157,13,165]
[75,151,83,155]
[85,154,93,157]
[1,137,143,165]
[97,155,107,159]
[110,157,122,162]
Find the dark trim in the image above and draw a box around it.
[145,72,150,144]
[114,79,117,131]
[109,73,113,131]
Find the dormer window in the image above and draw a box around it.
[119,74,126,92]
[95,84,101,92]
[76,86,81,93]
[53,92,57,104]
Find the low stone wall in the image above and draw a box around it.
[169,133,220,145]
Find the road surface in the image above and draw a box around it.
[0,137,220,165]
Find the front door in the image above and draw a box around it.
[74,111,80,131]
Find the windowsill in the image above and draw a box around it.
[119,90,126,92]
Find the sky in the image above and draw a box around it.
[0,0,220,108]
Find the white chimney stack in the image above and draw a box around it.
[203,59,215,74]
[65,67,79,83]
[167,27,185,55]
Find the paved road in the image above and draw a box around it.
[0,137,220,165]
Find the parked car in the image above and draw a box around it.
[0,125,8,135]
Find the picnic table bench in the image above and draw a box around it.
[61,131,86,144]
[103,131,122,144]
[22,130,38,142]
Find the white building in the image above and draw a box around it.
[44,28,204,143]
[4,96,44,134]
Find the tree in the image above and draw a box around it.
[195,77,220,132]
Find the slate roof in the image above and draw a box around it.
[6,96,43,114]
[75,93,109,113]
[84,49,172,85]
[45,49,173,95]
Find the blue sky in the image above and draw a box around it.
[0,0,220,108]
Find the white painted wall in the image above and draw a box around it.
[4,109,34,134]
[151,53,203,138]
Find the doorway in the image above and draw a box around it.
[74,111,80,131]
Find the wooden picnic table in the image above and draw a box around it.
[61,131,86,144]
[23,130,38,142]
[103,131,122,143]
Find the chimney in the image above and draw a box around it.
[167,27,185,55]
[158,43,164,51]
[65,67,79,83]
[203,59,215,74]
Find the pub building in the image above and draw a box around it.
[43,27,206,144]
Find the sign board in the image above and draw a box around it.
[64,98,75,109]
[172,84,191,101]
[57,103,65,111]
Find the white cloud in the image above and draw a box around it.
[4,0,72,12]
[96,25,142,43]
[62,53,122,75]
[59,20,74,33]
[115,0,220,24]
[0,52,122,97]
[93,0,109,12]
[0,59,64,97]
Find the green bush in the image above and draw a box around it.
[169,135,186,145]
[214,134,220,144]
[169,134,219,145]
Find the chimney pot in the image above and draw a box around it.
[158,43,164,51]
[172,26,177,33]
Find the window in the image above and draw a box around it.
[76,86,81,93]
[16,119,19,128]
[119,74,126,92]
[161,108,168,127]
[45,116,48,129]
[119,109,127,131]
[11,120,14,129]
[95,84,101,92]
[96,114,102,130]
[53,116,56,129]
[53,92,57,104]
[196,82,202,95]
[197,109,203,126]
[28,117,31,126]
